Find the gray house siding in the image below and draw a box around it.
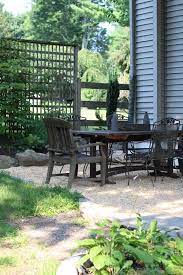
[133,0,154,123]
[165,0,183,120]
[130,0,183,123]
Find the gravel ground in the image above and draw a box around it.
[5,165,183,233]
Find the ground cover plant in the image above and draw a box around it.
[77,215,183,275]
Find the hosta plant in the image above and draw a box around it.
[76,215,183,275]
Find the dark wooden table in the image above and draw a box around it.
[73,129,183,182]
[73,130,153,180]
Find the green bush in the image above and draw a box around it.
[0,39,33,140]
[77,215,183,275]
[17,118,47,151]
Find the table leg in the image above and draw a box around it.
[167,158,173,175]
[90,137,96,178]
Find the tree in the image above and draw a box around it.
[71,0,107,49]
[0,3,25,39]
[24,0,83,44]
[106,0,129,27]
[24,0,109,52]
[87,26,109,54]
[107,26,130,81]
[78,49,107,100]
[0,3,14,38]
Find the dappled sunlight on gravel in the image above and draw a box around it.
[6,165,183,231]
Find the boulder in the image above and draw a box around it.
[16,149,48,166]
[0,155,18,169]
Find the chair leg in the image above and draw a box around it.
[100,159,106,186]
[68,157,77,189]
[45,153,54,184]
[126,159,131,186]
[75,164,78,178]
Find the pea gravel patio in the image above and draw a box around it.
[5,165,183,235]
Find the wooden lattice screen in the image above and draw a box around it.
[0,38,78,122]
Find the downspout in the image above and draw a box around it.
[153,0,165,121]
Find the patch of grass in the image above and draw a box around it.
[38,258,59,275]
[73,217,89,227]
[0,222,18,239]
[0,221,27,248]
[0,256,16,266]
[0,171,81,221]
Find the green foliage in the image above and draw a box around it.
[79,49,107,82]
[76,216,183,274]
[0,3,15,38]
[79,49,107,101]
[24,0,109,51]
[108,26,130,77]
[17,118,47,151]
[71,0,108,49]
[24,0,82,43]
[0,256,16,266]
[0,172,81,220]
[106,78,120,118]
[0,220,27,249]
[0,221,18,239]
[0,39,33,139]
[0,3,24,39]
[106,0,129,27]
[37,258,59,275]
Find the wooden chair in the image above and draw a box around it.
[43,118,107,188]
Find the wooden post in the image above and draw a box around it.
[75,78,81,130]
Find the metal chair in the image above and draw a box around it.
[124,118,180,184]
[43,118,107,188]
[176,130,183,178]
[147,117,180,179]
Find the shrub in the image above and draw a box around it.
[77,215,183,275]
[0,39,33,140]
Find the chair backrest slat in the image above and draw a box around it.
[43,118,76,154]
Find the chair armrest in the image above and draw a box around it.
[78,142,106,150]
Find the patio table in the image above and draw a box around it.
[73,130,152,180]
[73,129,183,182]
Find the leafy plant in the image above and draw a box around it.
[76,216,183,274]
[16,118,47,151]
[0,39,33,140]
[106,73,120,130]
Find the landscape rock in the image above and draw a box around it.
[56,255,82,275]
[16,149,48,166]
[0,155,18,169]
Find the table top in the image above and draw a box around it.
[73,129,152,142]
[73,129,183,142]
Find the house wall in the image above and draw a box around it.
[165,0,183,121]
[132,0,154,123]
[130,0,183,123]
